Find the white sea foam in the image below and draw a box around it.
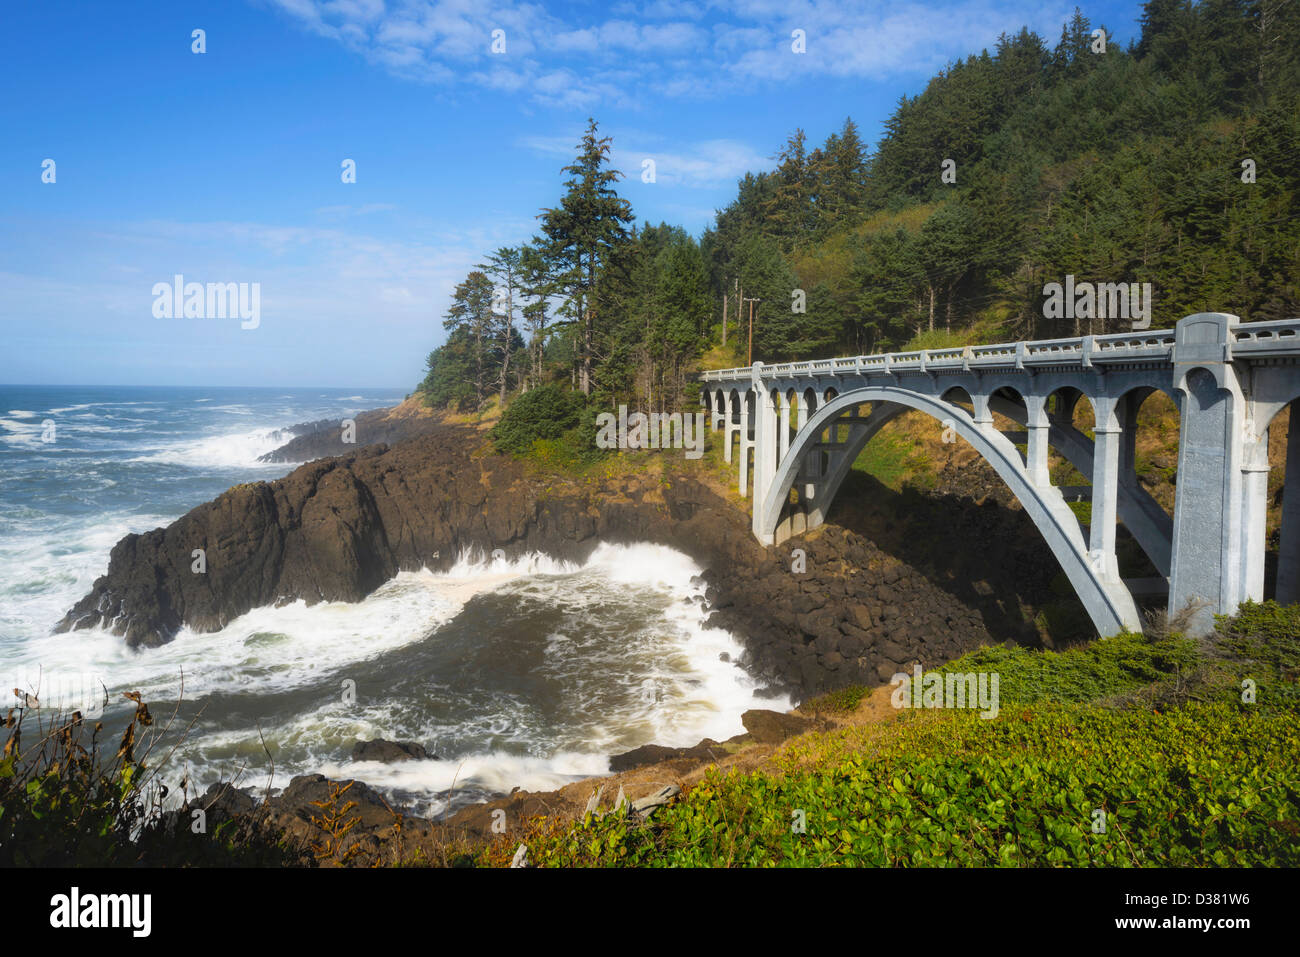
[125,427,290,469]
[0,510,176,662]
[13,541,783,814]
[0,419,44,447]
[320,751,615,817]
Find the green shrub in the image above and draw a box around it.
[519,606,1300,868]
[1216,600,1300,673]
[930,630,1201,708]
[490,385,584,456]
[525,703,1300,867]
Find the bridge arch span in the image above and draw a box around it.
[757,384,1143,636]
[705,314,1300,637]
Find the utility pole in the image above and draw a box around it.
[744,296,762,365]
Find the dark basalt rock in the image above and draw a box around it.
[271,774,398,829]
[258,407,442,464]
[609,739,736,773]
[351,738,436,763]
[741,709,820,744]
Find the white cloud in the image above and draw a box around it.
[264,0,1079,105]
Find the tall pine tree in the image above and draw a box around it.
[537,118,635,395]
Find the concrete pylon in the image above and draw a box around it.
[723,391,736,464]
[738,393,751,497]
[1168,313,1246,636]
[1025,393,1051,488]
[1088,395,1123,584]
[751,366,779,540]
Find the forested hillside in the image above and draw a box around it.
[419,1,1300,419]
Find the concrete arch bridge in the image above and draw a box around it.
[700,313,1300,637]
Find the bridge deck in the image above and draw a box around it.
[700,319,1300,384]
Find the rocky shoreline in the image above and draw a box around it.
[55,413,1028,696]
[173,708,841,866]
[54,406,1075,862]
[257,404,444,464]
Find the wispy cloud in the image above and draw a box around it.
[264,0,1078,106]
[314,202,400,218]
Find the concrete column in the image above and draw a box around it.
[1090,397,1122,583]
[1278,407,1300,604]
[724,392,736,464]
[791,391,814,534]
[778,390,791,463]
[738,395,751,497]
[971,392,994,431]
[1240,427,1270,604]
[1168,313,1245,635]
[711,389,725,432]
[802,390,822,501]
[753,386,779,541]
[1118,391,1142,494]
[1025,393,1051,487]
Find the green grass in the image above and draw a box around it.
[851,430,934,491]
[804,685,871,715]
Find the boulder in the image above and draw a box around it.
[351,738,436,763]
[741,709,816,744]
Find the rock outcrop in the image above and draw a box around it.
[57,420,1059,698]
[259,406,442,464]
[351,739,438,763]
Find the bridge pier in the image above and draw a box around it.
[751,371,779,540]
[738,395,751,497]
[1168,313,1260,635]
[1089,396,1123,583]
[723,391,736,465]
[778,391,791,461]
[1025,394,1052,487]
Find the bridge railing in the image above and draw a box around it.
[1231,320,1300,353]
[697,318,1300,384]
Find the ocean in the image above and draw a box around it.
[0,385,784,815]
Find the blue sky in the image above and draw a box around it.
[1,0,1148,388]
